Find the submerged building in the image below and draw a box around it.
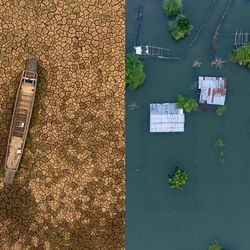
[198,76,227,105]
[150,103,185,133]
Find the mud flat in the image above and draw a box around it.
[0,0,125,248]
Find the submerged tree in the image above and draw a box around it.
[211,57,225,68]
[168,166,188,190]
[214,138,224,148]
[125,54,146,90]
[185,98,198,112]
[176,95,186,108]
[216,106,227,116]
[162,0,183,17]
[230,44,250,68]
[169,14,193,41]
[208,241,222,250]
[192,60,202,68]
[177,95,198,112]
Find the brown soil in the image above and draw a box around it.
[0,0,125,249]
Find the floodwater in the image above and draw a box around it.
[126,0,250,249]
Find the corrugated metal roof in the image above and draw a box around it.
[150,103,185,133]
[198,76,226,105]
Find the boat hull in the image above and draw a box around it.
[4,58,38,184]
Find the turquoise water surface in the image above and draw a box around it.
[126,0,250,249]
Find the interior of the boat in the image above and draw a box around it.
[6,82,35,170]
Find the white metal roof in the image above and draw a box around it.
[150,103,185,133]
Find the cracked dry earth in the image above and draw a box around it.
[0,0,124,249]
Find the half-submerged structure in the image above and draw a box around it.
[4,58,38,184]
[198,76,226,105]
[233,29,250,48]
[134,45,170,59]
[150,103,185,133]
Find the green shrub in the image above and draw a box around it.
[230,44,250,68]
[184,98,198,112]
[216,106,227,116]
[125,54,146,90]
[214,138,224,148]
[163,0,183,17]
[176,95,186,108]
[177,95,198,112]
[169,14,193,41]
[168,166,188,190]
[208,241,222,250]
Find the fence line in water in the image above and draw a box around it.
[134,0,143,47]
[133,0,232,60]
[211,0,233,55]
[189,0,217,47]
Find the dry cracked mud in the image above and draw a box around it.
[0,0,125,249]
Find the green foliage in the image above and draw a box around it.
[176,95,185,108]
[25,206,37,215]
[184,98,198,112]
[214,138,224,148]
[168,166,188,190]
[169,14,193,41]
[216,106,227,116]
[230,44,250,68]
[177,15,191,30]
[208,241,222,250]
[177,95,198,112]
[162,0,183,17]
[125,54,146,90]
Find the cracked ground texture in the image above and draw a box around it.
[0,0,125,249]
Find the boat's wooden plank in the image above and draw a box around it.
[13,126,25,133]
[13,131,24,138]
[16,114,27,121]
[17,108,28,113]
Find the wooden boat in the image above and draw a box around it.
[4,58,38,184]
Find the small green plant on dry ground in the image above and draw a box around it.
[162,0,183,17]
[125,54,146,90]
[216,106,227,116]
[24,204,37,215]
[177,95,198,112]
[168,166,188,190]
[229,44,250,68]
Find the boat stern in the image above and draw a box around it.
[4,169,17,184]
